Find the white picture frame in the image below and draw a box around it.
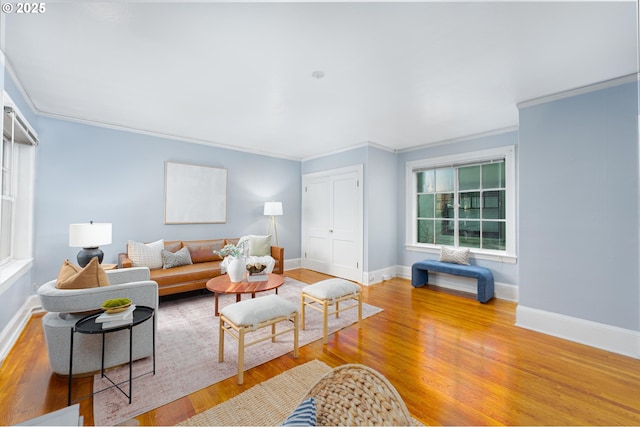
[164,161,227,224]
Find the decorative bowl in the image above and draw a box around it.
[101,298,132,314]
[246,263,267,274]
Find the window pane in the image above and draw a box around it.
[482,221,506,250]
[459,165,480,191]
[435,220,454,245]
[459,220,481,248]
[417,194,434,218]
[416,170,435,193]
[459,192,480,219]
[417,219,434,244]
[0,198,12,260]
[435,193,454,218]
[2,140,12,196]
[483,190,505,219]
[482,162,505,189]
[435,168,453,192]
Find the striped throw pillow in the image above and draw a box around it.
[281,397,316,426]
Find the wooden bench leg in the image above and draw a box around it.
[357,292,362,329]
[293,311,299,358]
[322,300,329,344]
[218,316,225,363]
[238,327,245,385]
[300,295,306,331]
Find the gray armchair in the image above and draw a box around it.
[37,267,158,376]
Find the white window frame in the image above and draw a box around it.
[0,91,37,292]
[405,145,517,264]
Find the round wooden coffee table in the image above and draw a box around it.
[206,273,285,316]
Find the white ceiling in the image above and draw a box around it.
[3,1,638,160]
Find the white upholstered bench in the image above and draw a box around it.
[219,294,299,384]
[301,278,362,344]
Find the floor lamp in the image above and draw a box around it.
[264,201,283,247]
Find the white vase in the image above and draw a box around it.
[227,256,246,282]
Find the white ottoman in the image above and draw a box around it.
[300,278,362,344]
[219,294,299,384]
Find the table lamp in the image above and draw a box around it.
[69,221,112,267]
[263,201,283,246]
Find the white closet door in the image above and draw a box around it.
[303,176,331,273]
[302,165,363,282]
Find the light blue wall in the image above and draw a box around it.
[396,131,520,285]
[366,147,397,271]
[519,81,639,330]
[33,117,301,286]
[302,146,367,175]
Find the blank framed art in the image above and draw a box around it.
[164,161,227,224]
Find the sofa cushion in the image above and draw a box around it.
[56,258,110,289]
[184,239,225,263]
[224,238,240,247]
[162,246,193,269]
[150,261,222,286]
[128,239,164,269]
[246,235,272,256]
[163,240,183,253]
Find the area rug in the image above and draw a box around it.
[92,278,382,426]
[177,359,333,426]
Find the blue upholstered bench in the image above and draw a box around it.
[411,260,495,303]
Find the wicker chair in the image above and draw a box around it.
[302,364,413,426]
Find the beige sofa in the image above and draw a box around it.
[118,238,284,296]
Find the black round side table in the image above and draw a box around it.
[68,305,155,405]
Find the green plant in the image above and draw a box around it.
[214,241,246,258]
[102,298,131,308]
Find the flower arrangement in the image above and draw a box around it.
[246,262,267,274]
[213,241,246,258]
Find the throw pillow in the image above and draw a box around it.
[280,397,316,427]
[161,246,193,269]
[439,246,470,265]
[247,235,271,257]
[184,239,225,263]
[127,239,164,269]
[55,257,110,289]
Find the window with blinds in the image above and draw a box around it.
[1,93,38,266]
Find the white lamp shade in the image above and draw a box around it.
[69,223,112,248]
[263,201,283,216]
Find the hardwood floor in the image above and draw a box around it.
[2,269,640,426]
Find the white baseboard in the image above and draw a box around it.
[283,258,301,272]
[516,305,640,359]
[362,266,397,286]
[396,264,518,301]
[0,294,41,368]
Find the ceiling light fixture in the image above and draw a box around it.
[311,70,325,79]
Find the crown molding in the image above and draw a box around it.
[36,110,304,161]
[302,140,395,162]
[517,74,639,109]
[397,126,519,154]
